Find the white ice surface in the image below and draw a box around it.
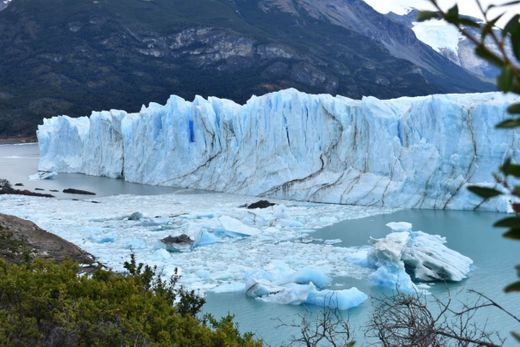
[38,89,520,212]
[29,171,57,181]
[246,279,368,310]
[244,267,367,310]
[368,222,473,291]
[0,193,394,297]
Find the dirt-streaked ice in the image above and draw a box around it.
[38,89,519,212]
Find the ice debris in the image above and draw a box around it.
[368,222,473,291]
[246,268,367,310]
[29,171,57,180]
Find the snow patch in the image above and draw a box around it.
[412,20,462,56]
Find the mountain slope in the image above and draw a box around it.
[386,9,500,82]
[0,0,493,137]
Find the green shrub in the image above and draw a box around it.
[0,256,261,347]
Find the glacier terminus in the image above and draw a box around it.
[38,89,520,212]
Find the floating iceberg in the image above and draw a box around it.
[245,269,367,310]
[29,171,57,180]
[368,222,473,291]
[38,89,520,212]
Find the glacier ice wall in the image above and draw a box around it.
[38,89,520,211]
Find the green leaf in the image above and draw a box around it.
[511,78,520,94]
[500,159,520,177]
[507,103,520,114]
[445,5,459,24]
[482,15,502,38]
[505,280,520,292]
[513,332,520,342]
[513,186,520,197]
[503,228,520,240]
[467,186,502,199]
[494,217,520,228]
[496,118,520,128]
[504,15,520,60]
[512,32,520,61]
[503,14,520,37]
[458,17,480,28]
[417,11,440,22]
[497,66,515,91]
[475,45,504,67]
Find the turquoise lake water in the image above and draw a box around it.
[204,209,519,346]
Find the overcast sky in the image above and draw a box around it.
[364,0,519,25]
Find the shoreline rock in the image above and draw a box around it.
[161,234,194,253]
[0,213,96,270]
[247,200,276,209]
[63,188,96,195]
[0,179,54,198]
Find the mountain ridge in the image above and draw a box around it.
[0,0,493,137]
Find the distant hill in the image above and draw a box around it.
[0,0,493,137]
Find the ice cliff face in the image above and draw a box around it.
[38,89,520,212]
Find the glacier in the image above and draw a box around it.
[38,89,520,212]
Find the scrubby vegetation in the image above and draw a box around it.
[0,254,261,347]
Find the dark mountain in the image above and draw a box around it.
[0,1,9,11]
[0,0,493,137]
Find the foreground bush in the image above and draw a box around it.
[0,256,261,347]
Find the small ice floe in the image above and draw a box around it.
[324,239,342,245]
[367,222,473,292]
[245,268,367,310]
[215,216,260,237]
[29,171,57,180]
[88,235,115,244]
[161,215,260,252]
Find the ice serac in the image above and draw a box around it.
[38,89,520,212]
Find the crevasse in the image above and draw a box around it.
[38,88,520,211]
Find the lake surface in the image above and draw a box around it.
[205,209,520,346]
[0,143,180,198]
[1,144,519,346]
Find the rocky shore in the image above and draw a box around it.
[0,179,55,198]
[0,213,96,269]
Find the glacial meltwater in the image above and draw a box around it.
[1,144,518,346]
